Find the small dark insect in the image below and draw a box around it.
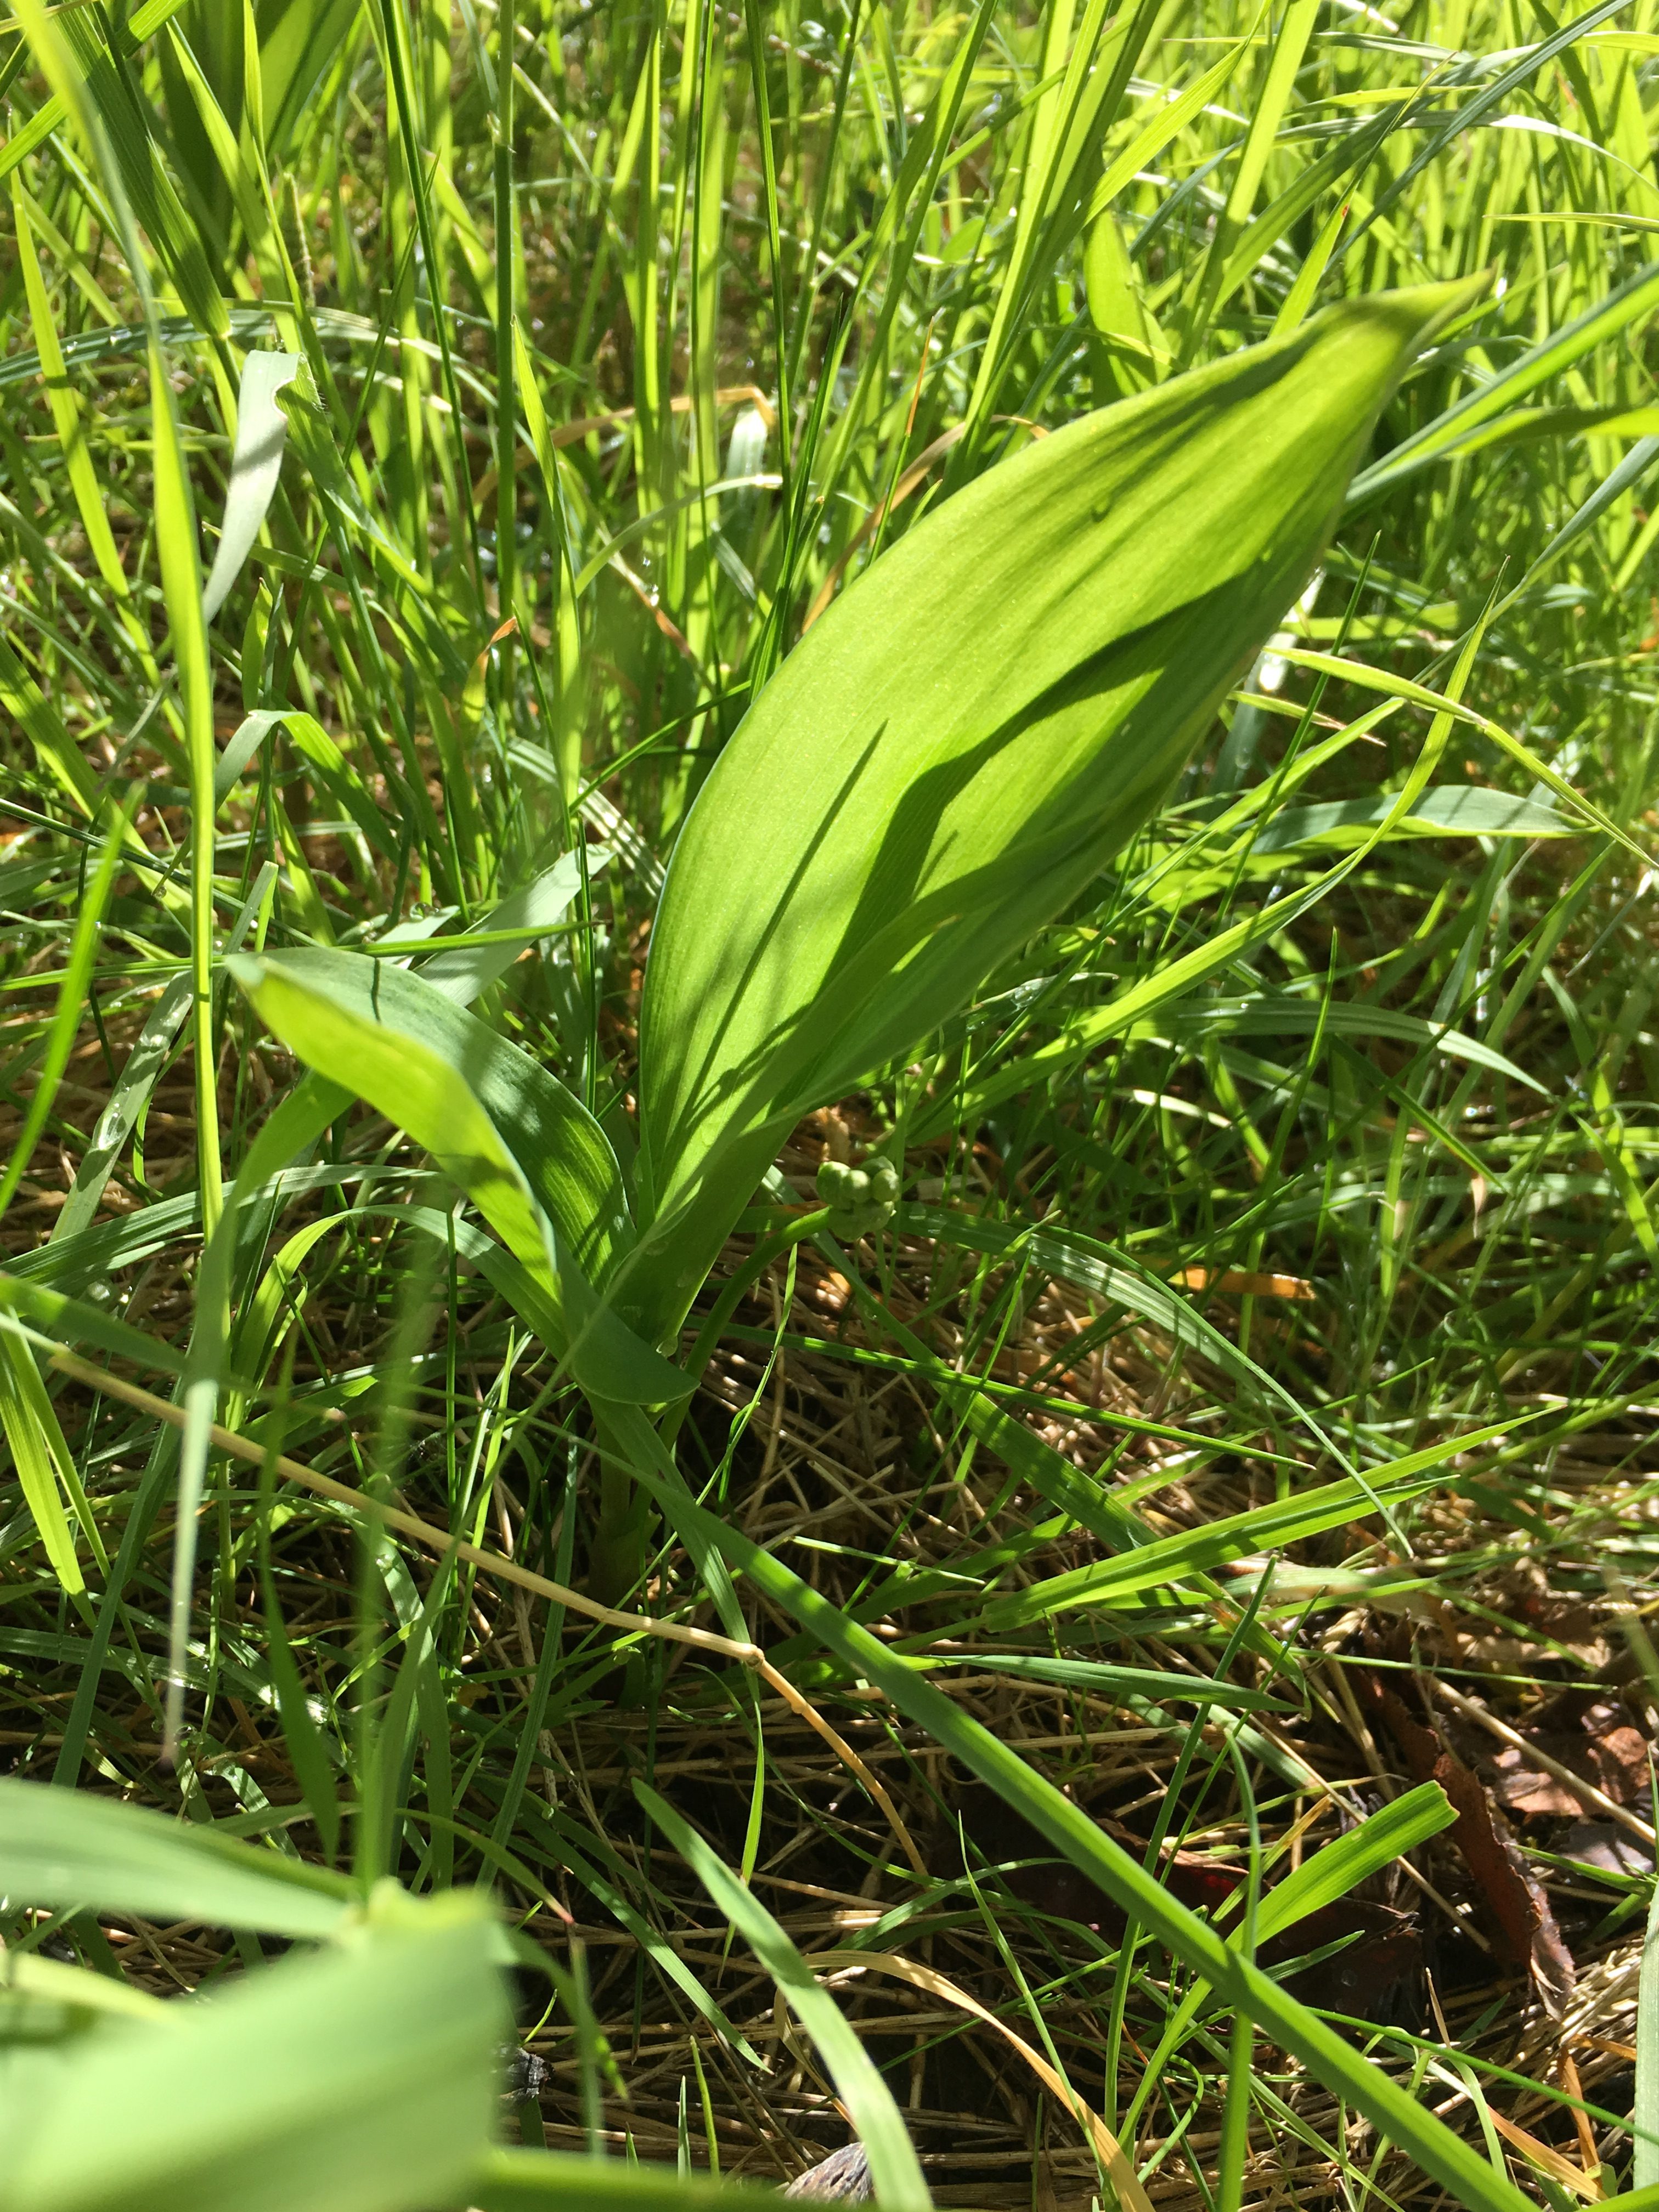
[503,2046,554,2102]
[785,2144,873,2202]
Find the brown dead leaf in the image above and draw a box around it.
[1488,1701,1652,1816]
[1365,1677,1576,2017]
[1436,1748,1577,2019]
[1487,1757,1590,1819]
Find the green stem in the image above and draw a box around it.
[592,1210,828,1600]
[493,0,517,636]
[193,760,221,1244]
[659,1208,830,1447]
[586,1409,653,1607]
[1217,2010,1253,2212]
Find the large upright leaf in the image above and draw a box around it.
[627,279,1481,1340]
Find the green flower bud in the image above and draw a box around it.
[815,1152,900,1237]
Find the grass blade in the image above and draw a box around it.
[0,1775,352,1933]
[635,1779,932,2210]
[638,1481,1537,2212]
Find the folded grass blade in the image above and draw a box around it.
[981,1422,1515,1628]
[0,1327,102,1593]
[201,350,300,623]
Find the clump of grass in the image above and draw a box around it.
[2,2,1658,2210]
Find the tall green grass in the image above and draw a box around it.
[2,0,1658,2207]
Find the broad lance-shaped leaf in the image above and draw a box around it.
[626,278,1482,1342]
[225,951,687,1404]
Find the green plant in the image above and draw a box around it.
[227,278,1476,1574]
[4,0,1659,2205]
